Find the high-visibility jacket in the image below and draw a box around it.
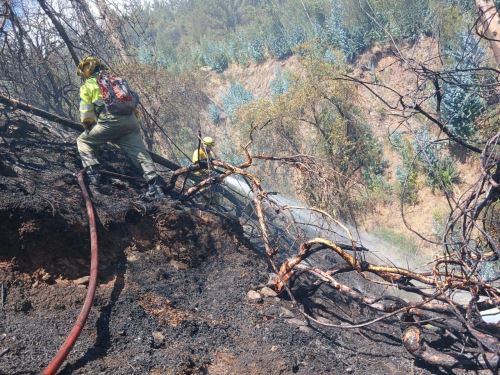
[79,76,103,124]
[192,148,215,164]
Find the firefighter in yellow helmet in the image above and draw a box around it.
[191,136,222,204]
[192,136,216,165]
[76,56,166,199]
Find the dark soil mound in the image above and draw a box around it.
[0,117,429,374]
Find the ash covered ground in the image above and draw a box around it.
[0,117,433,374]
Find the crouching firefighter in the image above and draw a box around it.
[191,136,223,205]
[76,56,167,199]
[192,136,216,168]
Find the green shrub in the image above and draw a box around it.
[270,67,290,96]
[266,20,292,60]
[391,132,419,204]
[248,38,265,63]
[479,259,500,282]
[286,25,307,50]
[441,33,486,140]
[414,128,459,193]
[222,82,254,120]
[207,103,221,124]
[201,42,229,72]
[226,34,249,65]
[431,208,448,240]
[366,174,393,205]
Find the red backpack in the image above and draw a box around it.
[97,72,139,115]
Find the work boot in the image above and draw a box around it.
[85,165,103,186]
[146,176,167,199]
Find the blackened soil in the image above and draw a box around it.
[0,118,430,374]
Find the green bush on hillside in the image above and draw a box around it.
[270,67,290,97]
[266,17,292,60]
[208,103,221,124]
[201,42,229,72]
[413,128,459,193]
[441,33,486,140]
[132,0,480,70]
[248,37,265,63]
[222,82,254,120]
[391,132,419,204]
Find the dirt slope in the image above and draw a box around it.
[0,116,432,374]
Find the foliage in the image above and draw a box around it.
[270,67,290,97]
[431,208,448,240]
[266,18,292,60]
[479,259,500,282]
[322,49,337,64]
[390,132,419,204]
[238,58,386,218]
[222,82,254,120]
[130,0,480,70]
[365,174,393,205]
[225,33,250,65]
[321,1,366,61]
[207,103,221,124]
[413,128,459,193]
[286,25,307,51]
[201,41,229,72]
[441,33,487,140]
[247,37,265,63]
[441,85,485,140]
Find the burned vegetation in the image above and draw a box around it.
[1,0,499,374]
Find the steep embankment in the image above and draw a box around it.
[0,116,432,374]
[200,37,481,257]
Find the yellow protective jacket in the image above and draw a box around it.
[79,76,103,124]
[192,148,215,164]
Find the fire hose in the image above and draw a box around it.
[42,170,99,375]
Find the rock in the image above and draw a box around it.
[299,326,312,334]
[73,276,90,286]
[280,307,294,318]
[259,286,277,298]
[266,273,277,287]
[286,318,307,327]
[271,345,278,352]
[345,366,354,373]
[41,272,51,281]
[152,331,165,348]
[126,253,139,262]
[246,290,263,302]
[169,260,189,270]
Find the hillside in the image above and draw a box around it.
[0,115,433,374]
[1,1,498,373]
[199,36,481,257]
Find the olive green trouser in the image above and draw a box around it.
[76,113,157,181]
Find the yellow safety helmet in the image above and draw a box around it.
[76,56,103,78]
[202,136,215,147]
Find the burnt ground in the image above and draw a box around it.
[0,116,437,374]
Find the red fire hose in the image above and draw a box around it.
[43,170,99,375]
